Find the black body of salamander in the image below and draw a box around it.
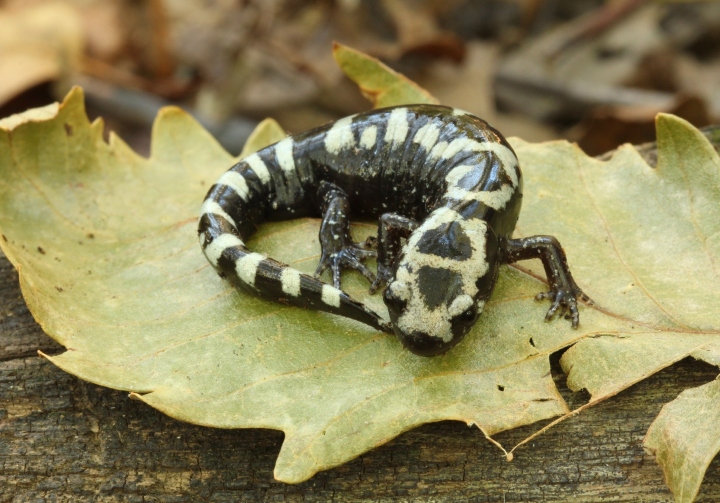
[198,105,588,356]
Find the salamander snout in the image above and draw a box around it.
[394,330,461,357]
[383,280,478,357]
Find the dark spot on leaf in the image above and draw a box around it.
[529,337,535,347]
[64,123,73,136]
[87,233,95,239]
[37,246,46,254]
[497,385,505,391]
[55,286,63,292]
[1,234,6,242]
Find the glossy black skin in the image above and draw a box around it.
[267,106,519,227]
[200,105,588,356]
[288,106,522,355]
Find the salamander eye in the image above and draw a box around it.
[448,294,477,324]
[453,307,478,324]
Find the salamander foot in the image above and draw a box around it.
[535,289,581,328]
[505,235,592,329]
[315,243,377,289]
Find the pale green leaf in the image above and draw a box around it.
[332,42,439,108]
[644,378,720,503]
[553,114,720,401]
[0,89,570,483]
[523,114,720,502]
[1,88,719,493]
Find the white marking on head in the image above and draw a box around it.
[392,207,490,342]
[244,153,271,185]
[359,125,377,149]
[275,138,296,174]
[413,122,440,152]
[235,253,265,286]
[448,294,473,317]
[280,267,302,296]
[200,199,237,227]
[198,232,206,248]
[387,281,411,301]
[384,108,409,145]
[324,116,355,154]
[321,284,342,308]
[453,108,470,116]
[203,234,244,267]
[217,171,250,201]
[400,310,452,342]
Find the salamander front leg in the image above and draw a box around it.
[314,181,377,288]
[369,213,419,294]
[504,236,591,328]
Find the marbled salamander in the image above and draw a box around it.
[199,105,588,356]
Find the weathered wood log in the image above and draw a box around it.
[1,253,719,500]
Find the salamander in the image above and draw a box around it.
[198,105,588,357]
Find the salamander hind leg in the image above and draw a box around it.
[314,181,377,288]
[504,236,592,328]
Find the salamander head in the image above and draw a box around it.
[382,208,498,356]
[383,280,483,356]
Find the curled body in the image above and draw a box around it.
[198,105,587,356]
